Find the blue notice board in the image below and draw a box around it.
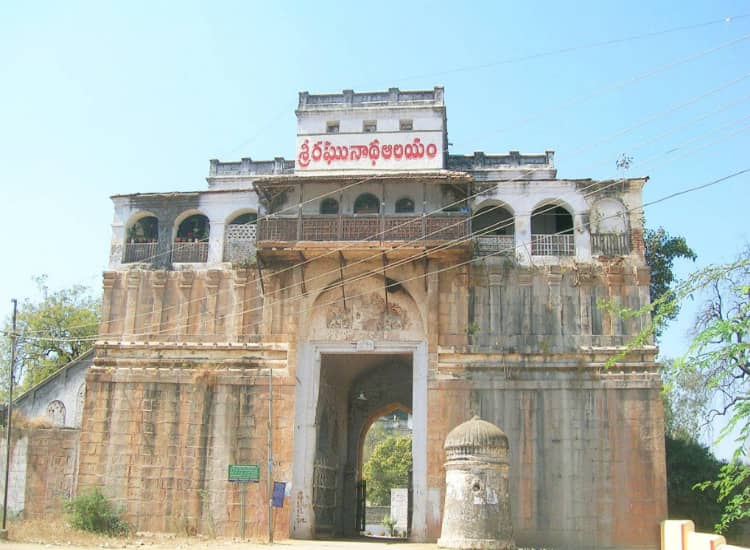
[272,481,286,508]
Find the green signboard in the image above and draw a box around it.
[228,464,260,482]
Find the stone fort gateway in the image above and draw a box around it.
[13,87,666,549]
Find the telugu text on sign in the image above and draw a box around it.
[297,137,439,169]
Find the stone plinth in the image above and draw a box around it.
[438,416,514,550]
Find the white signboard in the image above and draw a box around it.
[295,132,443,175]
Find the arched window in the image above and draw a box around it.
[173,213,210,262]
[47,400,66,427]
[176,214,210,242]
[395,197,415,214]
[228,212,257,225]
[126,215,158,243]
[123,214,159,263]
[354,193,380,214]
[473,205,514,236]
[531,204,574,256]
[320,198,339,215]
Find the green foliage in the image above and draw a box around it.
[665,436,726,532]
[362,410,409,463]
[662,358,711,440]
[644,227,696,332]
[695,460,750,535]
[1,275,100,394]
[382,514,397,537]
[363,435,412,506]
[64,488,131,536]
[610,250,750,532]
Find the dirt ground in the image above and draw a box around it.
[2,518,438,550]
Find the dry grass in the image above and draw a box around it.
[9,517,123,546]
[7,517,252,548]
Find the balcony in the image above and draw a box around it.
[257,213,469,244]
[531,234,575,256]
[123,242,158,263]
[591,233,630,256]
[475,235,515,256]
[171,241,208,263]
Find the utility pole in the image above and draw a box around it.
[267,364,273,544]
[1,299,18,538]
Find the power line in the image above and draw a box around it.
[377,14,750,86]
[20,76,750,339]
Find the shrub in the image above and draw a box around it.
[64,488,131,536]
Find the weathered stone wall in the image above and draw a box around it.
[100,268,265,342]
[78,347,293,538]
[0,427,80,518]
[86,248,662,547]
[440,258,651,349]
[426,373,665,549]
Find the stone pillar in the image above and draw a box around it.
[438,416,514,550]
[123,270,141,338]
[232,268,248,341]
[150,271,167,337]
[100,272,117,337]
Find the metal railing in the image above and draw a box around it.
[591,233,631,256]
[531,234,575,256]
[171,241,208,263]
[475,235,515,256]
[122,242,158,263]
[257,213,469,243]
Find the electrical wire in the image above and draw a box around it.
[20,80,750,339]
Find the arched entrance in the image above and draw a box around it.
[291,275,428,541]
[358,405,413,538]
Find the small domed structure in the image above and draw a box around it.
[444,415,509,462]
[438,416,514,550]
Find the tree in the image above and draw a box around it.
[644,227,697,332]
[362,435,412,506]
[666,436,728,534]
[1,275,100,394]
[613,250,750,532]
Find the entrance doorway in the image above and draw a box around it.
[291,341,428,541]
[311,352,412,538]
[360,408,413,538]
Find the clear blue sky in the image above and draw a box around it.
[2,1,749,455]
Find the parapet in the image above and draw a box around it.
[297,87,445,112]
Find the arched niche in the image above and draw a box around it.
[47,400,66,427]
[395,197,415,214]
[590,198,631,255]
[590,197,628,234]
[320,198,340,215]
[354,193,380,214]
[307,275,424,341]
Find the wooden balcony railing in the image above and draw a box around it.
[257,213,469,243]
[591,233,630,256]
[531,234,575,256]
[122,242,158,263]
[171,241,208,263]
